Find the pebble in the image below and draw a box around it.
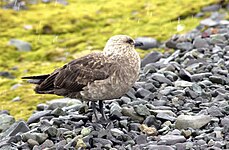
[175,115,211,129]
[8,39,32,51]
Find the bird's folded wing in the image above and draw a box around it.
[37,53,112,93]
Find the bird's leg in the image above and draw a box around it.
[91,101,98,121]
[99,100,107,121]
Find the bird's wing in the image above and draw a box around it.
[36,53,112,94]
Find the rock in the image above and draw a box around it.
[122,107,144,122]
[143,115,161,129]
[12,96,20,102]
[47,98,81,110]
[22,133,48,144]
[175,115,211,129]
[135,37,158,50]
[135,88,152,98]
[156,112,176,122]
[141,52,162,67]
[176,42,193,51]
[51,107,66,116]
[134,104,150,116]
[139,124,157,136]
[207,106,224,117]
[221,116,229,126]
[209,76,225,84]
[134,134,147,145]
[147,145,174,150]
[40,139,54,148]
[202,4,220,12]
[3,121,30,137]
[151,73,173,85]
[110,128,124,138]
[200,18,218,27]
[76,138,86,149]
[8,39,32,51]
[27,110,51,124]
[10,83,22,90]
[143,63,157,74]
[175,80,193,87]
[44,126,58,137]
[0,114,15,132]
[159,135,186,145]
[0,71,14,79]
[93,138,113,146]
[27,138,39,147]
[81,127,91,137]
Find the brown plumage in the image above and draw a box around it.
[22,35,142,121]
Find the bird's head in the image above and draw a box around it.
[104,35,143,55]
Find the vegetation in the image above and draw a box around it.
[0,0,219,120]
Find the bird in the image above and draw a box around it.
[22,35,143,121]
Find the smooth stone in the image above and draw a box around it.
[179,69,192,81]
[40,139,54,148]
[51,107,66,117]
[160,135,186,145]
[4,121,30,137]
[207,106,224,117]
[36,104,48,111]
[209,76,225,84]
[47,98,81,110]
[156,112,176,122]
[27,139,39,147]
[143,63,157,74]
[144,82,157,92]
[12,96,21,102]
[175,80,193,87]
[110,128,124,138]
[147,145,174,150]
[151,73,173,85]
[93,138,113,146]
[175,115,211,129]
[22,133,48,144]
[176,42,193,51]
[0,71,14,79]
[193,37,209,48]
[221,116,229,126]
[9,39,32,51]
[134,134,147,144]
[202,4,220,12]
[151,110,176,117]
[141,51,162,67]
[134,104,150,116]
[200,18,218,27]
[135,88,152,98]
[27,110,52,124]
[44,126,58,137]
[122,107,144,122]
[135,37,158,50]
[0,114,15,132]
[81,127,91,137]
[143,115,161,129]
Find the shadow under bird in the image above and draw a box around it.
[22,35,143,121]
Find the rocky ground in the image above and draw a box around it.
[1,3,229,150]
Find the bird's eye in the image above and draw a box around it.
[126,39,134,45]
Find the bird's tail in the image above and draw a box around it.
[22,74,50,84]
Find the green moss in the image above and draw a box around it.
[0,0,219,120]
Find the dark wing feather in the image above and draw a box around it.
[35,53,111,96]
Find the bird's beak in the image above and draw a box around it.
[134,41,143,48]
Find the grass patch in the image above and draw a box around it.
[0,0,219,120]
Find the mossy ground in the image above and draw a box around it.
[0,0,219,120]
